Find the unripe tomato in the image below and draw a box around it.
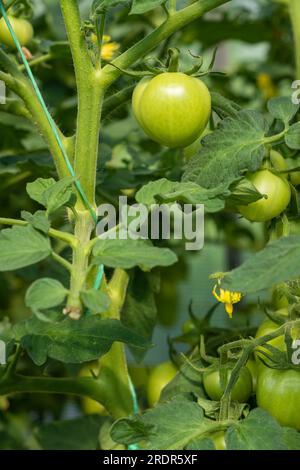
[80,363,107,415]
[181,319,197,334]
[238,170,291,222]
[203,366,252,403]
[147,361,177,407]
[257,367,300,430]
[0,15,33,48]
[132,73,211,148]
[290,171,300,186]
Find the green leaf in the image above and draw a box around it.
[26,177,75,214]
[267,96,299,124]
[80,289,110,313]
[14,316,149,365]
[93,239,177,270]
[130,0,165,15]
[227,178,263,206]
[186,438,215,450]
[111,399,211,450]
[161,359,205,402]
[282,427,300,450]
[183,110,269,191]
[27,178,56,205]
[25,278,68,311]
[49,41,72,60]
[223,235,300,294]
[226,408,288,450]
[136,178,227,213]
[285,122,300,149]
[122,271,158,361]
[36,416,104,450]
[211,92,242,119]
[21,210,50,234]
[0,226,51,271]
[92,0,129,13]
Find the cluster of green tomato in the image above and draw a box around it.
[0,15,33,48]
[133,74,295,224]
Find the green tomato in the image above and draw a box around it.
[238,170,291,222]
[257,367,300,430]
[290,171,300,186]
[0,15,33,48]
[80,363,107,416]
[203,366,252,403]
[181,319,197,335]
[246,358,258,392]
[132,72,211,148]
[147,361,177,407]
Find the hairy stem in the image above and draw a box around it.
[289,0,300,79]
[60,0,103,208]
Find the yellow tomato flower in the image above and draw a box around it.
[212,284,242,318]
[256,73,277,100]
[91,33,120,61]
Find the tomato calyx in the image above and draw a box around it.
[107,48,221,81]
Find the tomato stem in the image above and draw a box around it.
[289,0,300,79]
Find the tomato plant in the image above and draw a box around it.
[0,0,300,453]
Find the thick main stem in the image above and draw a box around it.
[290,0,300,79]
[67,211,94,317]
[60,0,103,208]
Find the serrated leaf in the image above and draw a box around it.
[130,0,165,15]
[14,316,149,365]
[27,178,56,205]
[226,408,288,450]
[36,416,104,450]
[26,177,75,214]
[111,399,211,450]
[267,96,299,124]
[223,235,300,294]
[21,210,50,234]
[93,239,177,270]
[25,278,68,311]
[43,177,75,214]
[183,110,269,191]
[0,226,51,271]
[211,92,242,119]
[80,289,110,313]
[136,178,226,213]
[285,122,300,149]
